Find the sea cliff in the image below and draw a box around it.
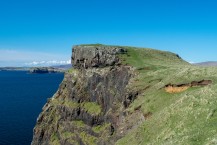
[32,45,217,145]
[32,45,139,145]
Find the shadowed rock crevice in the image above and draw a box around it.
[123,92,139,108]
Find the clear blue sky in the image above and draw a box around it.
[1,0,217,66]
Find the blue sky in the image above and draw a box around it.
[0,0,217,66]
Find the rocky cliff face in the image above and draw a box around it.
[72,45,126,69]
[33,45,217,145]
[31,45,141,145]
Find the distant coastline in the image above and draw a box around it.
[0,67,30,71]
[0,64,72,73]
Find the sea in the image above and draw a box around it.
[0,71,64,145]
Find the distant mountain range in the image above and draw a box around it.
[193,61,217,66]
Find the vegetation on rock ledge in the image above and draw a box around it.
[32,45,217,145]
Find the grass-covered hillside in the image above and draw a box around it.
[116,47,217,145]
[32,44,217,145]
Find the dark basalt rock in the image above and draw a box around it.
[31,45,139,145]
[72,45,126,69]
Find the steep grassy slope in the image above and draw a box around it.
[32,45,217,145]
[116,47,217,145]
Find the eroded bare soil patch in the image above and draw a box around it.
[164,80,212,93]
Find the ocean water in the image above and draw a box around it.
[0,71,64,145]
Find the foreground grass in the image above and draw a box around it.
[116,47,217,145]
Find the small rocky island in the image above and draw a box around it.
[29,67,65,74]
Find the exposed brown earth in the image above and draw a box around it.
[165,80,212,93]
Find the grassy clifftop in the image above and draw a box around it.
[120,46,188,67]
[32,44,217,145]
[114,46,217,145]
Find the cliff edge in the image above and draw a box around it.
[33,45,217,145]
[32,45,139,145]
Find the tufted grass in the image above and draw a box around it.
[81,102,102,116]
[92,123,111,133]
[71,120,86,128]
[79,131,97,145]
[116,47,217,145]
[50,133,60,145]
[61,131,76,140]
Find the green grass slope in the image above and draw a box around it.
[116,47,217,145]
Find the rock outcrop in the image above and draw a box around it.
[29,67,64,74]
[72,45,126,69]
[31,45,140,145]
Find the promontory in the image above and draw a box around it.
[32,44,217,145]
